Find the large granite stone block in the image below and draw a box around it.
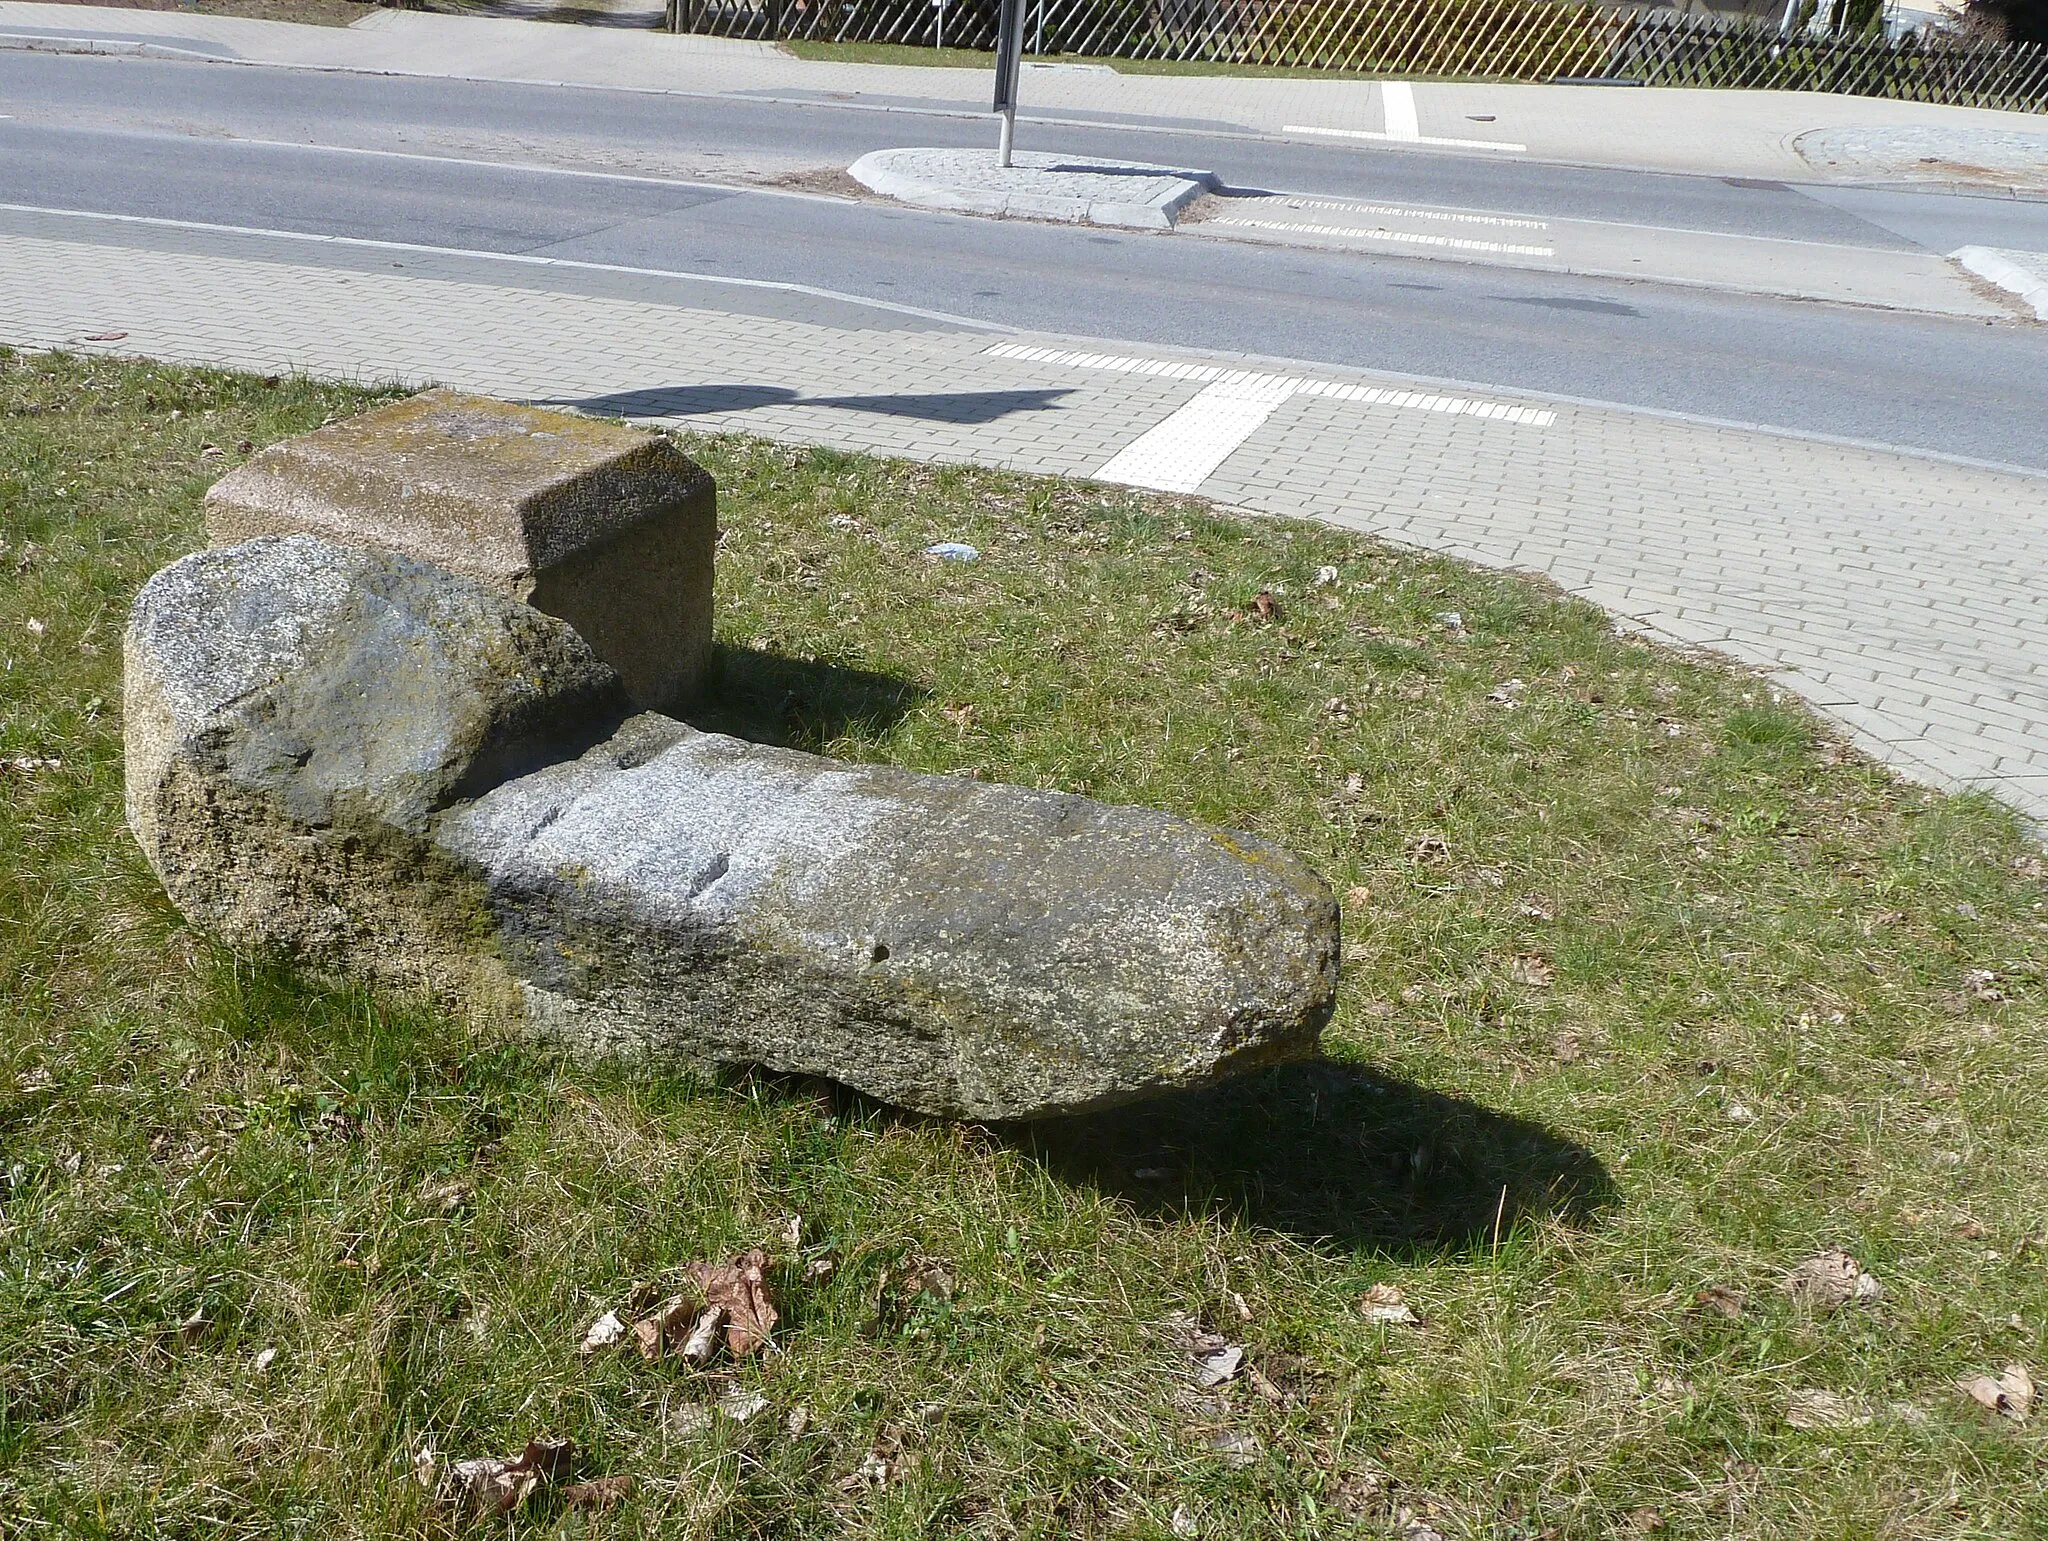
[126,537,1339,1122]
[203,389,714,711]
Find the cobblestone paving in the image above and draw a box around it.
[5,207,2047,826]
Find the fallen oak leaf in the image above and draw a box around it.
[1360,1283,1420,1326]
[633,1294,701,1363]
[686,1249,778,1356]
[1957,1363,2034,1422]
[679,1304,726,1365]
[1782,1250,1881,1311]
[435,1435,573,1517]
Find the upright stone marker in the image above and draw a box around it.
[204,389,714,711]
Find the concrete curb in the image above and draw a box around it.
[1952,245,2048,320]
[849,148,1218,231]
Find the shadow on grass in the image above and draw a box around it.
[771,1057,1614,1256]
[1022,1059,1615,1255]
[687,643,926,751]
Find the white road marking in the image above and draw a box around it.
[1210,215,1556,257]
[1092,374,1302,491]
[1285,123,1527,154]
[1263,196,1548,231]
[1382,81,1420,141]
[984,341,1552,492]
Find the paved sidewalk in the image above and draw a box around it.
[4,202,2046,825]
[5,1,2048,185]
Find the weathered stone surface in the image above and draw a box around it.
[203,389,715,711]
[126,537,1338,1121]
[125,535,626,997]
[440,715,1338,1119]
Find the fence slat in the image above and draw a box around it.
[679,0,2048,113]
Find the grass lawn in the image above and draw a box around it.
[2,346,2045,1537]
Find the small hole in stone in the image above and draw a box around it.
[871,942,891,963]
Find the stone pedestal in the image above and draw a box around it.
[203,389,714,710]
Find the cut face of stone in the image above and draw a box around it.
[441,716,1339,1120]
[203,389,714,711]
[126,536,1339,1122]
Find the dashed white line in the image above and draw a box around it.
[1209,215,1556,257]
[1285,123,1528,154]
[1259,197,1548,231]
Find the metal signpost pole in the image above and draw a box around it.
[992,0,1027,168]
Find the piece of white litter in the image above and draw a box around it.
[924,542,980,562]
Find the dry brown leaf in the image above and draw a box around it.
[1691,1284,1747,1320]
[421,1178,472,1213]
[563,1474,634,1512]
[1964,968,2006,1002]
[679,1305,726,1365]
[899,1257,956,1302]
[578,1310,628,1357]
[434,1436,573,1517]
[1782,1250,1882,1311]
[720,1388,770,1422]
[1207,1428,1260,1468]
[1332,1467,1388,1521]
[1509,953,1555,988]
[1245,1363,1285,1404]
[1360,1283,1420,1326]
[1786,1388,1871,1429]
[1956,1363,2034,1422]
[633,1294,700,1363]
[687,1249,779,1356]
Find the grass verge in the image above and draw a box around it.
[2,346,2045,1537]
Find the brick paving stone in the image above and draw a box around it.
[4,212,2046,826]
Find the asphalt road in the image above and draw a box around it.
[3,47,2046,466]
